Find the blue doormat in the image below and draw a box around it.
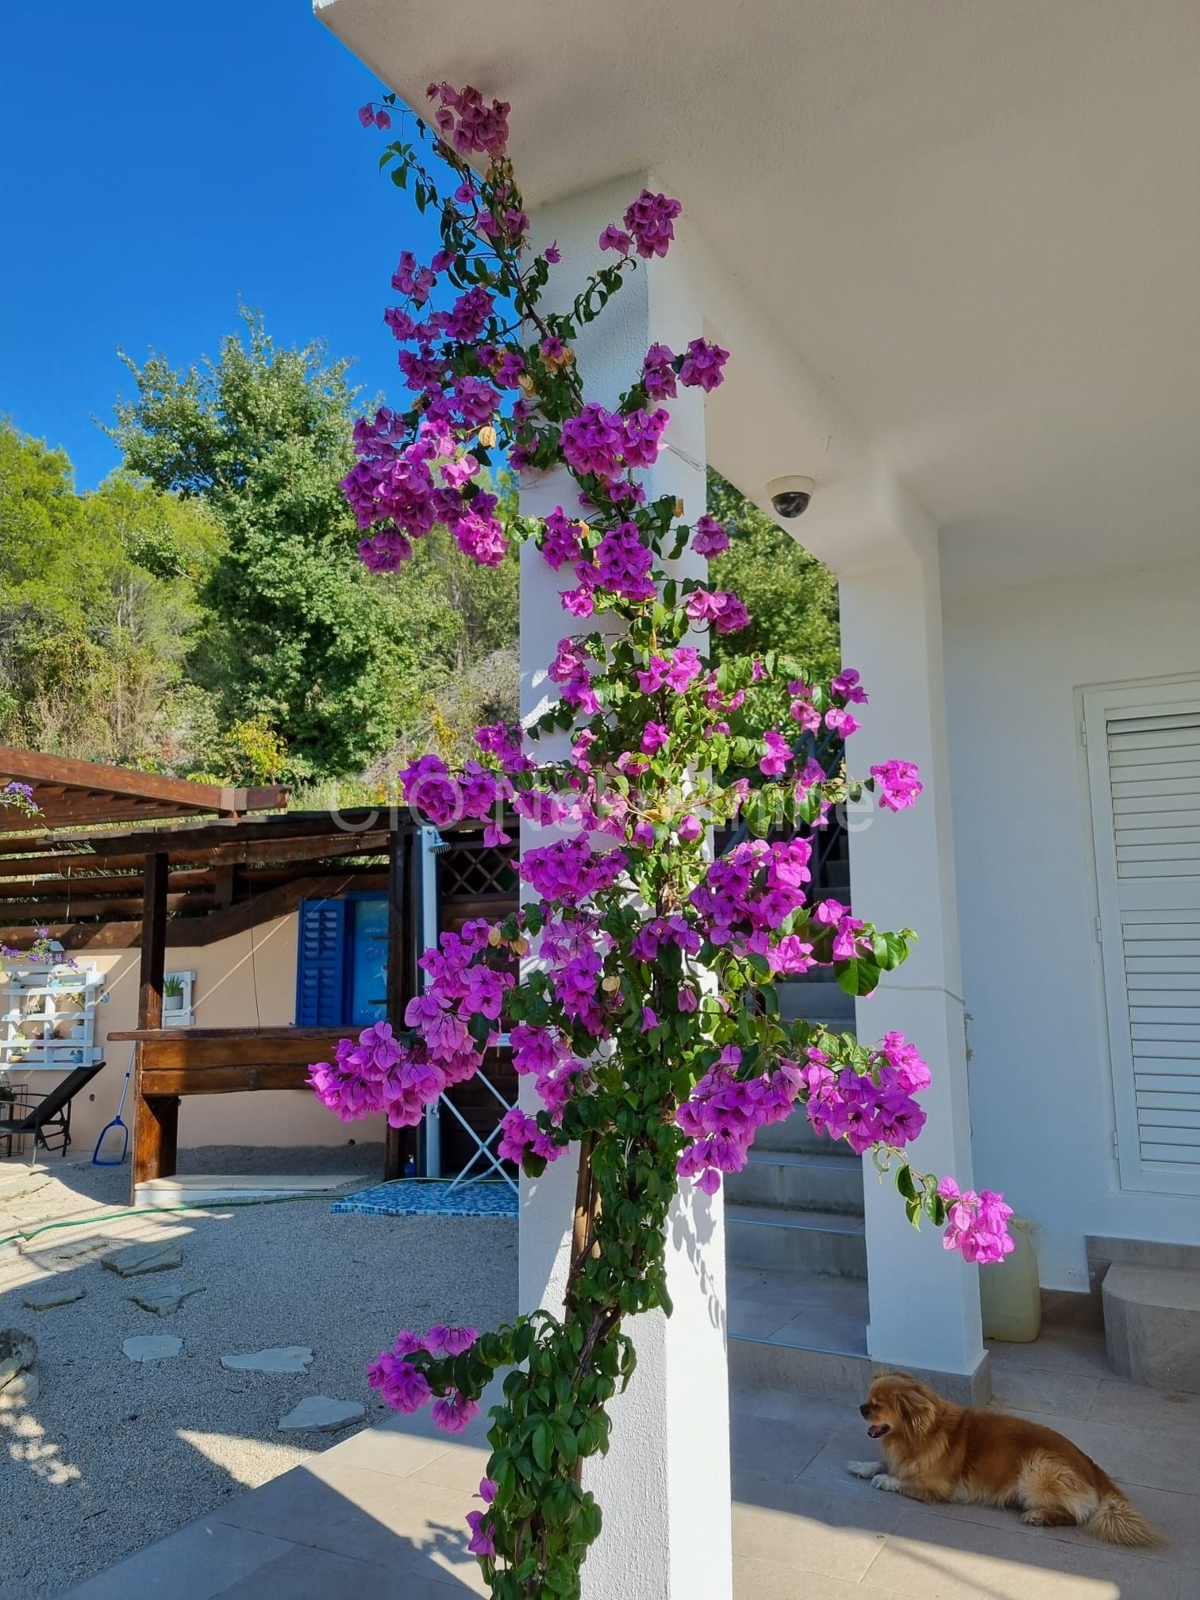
[331,1179,518,1219]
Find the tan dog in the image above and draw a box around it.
[846,1370,1158,1547]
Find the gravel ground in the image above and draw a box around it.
[0,1148,517,1598]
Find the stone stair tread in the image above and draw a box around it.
[752,1119,852,1153]
[1104,1261,1200,1310]
[1102,1260,1200,1393]
[745,1148,860,1170]
[727,1203,865,1234]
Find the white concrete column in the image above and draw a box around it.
[519,178,732,1600]
[840,537,985,1381]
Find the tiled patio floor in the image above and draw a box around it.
[62,1327,1196,1599]
[727,1262,870,1351]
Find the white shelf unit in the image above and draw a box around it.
[162,970,196,1028]
[0,964,106,1073]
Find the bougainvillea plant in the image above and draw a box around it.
[311,83,1014,1599]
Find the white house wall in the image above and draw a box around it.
[944,553,1200,1290]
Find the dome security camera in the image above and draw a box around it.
[767,475,814,518]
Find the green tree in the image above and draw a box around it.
[706,467,839,680]
[0,422,222,766]
[108,309,463,781]
[410,470,519,673]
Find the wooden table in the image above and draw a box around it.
[108,1026,347,1191]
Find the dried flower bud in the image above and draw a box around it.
[478,425,498,449]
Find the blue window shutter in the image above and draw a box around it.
[295,900,347,1025]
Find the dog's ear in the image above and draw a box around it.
[892,1380,939,1437]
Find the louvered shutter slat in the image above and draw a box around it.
[295,900,347,1026]
[1087,686,1200,1193]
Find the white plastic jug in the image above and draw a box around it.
[979,1215,1041,1342]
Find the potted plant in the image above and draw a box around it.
[163,975,186,1015]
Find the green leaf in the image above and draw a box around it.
[836,957,882,997]
[551,1416,579,1467]
[532,1419,553,1470]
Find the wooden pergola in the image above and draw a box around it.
[0,745,288,833]
[0,748,518,1198]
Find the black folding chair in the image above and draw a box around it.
[0,1061,105,1164]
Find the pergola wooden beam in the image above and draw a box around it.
[54,809,404,858]
[0,802,509,954]
[0,833,392,883]
[0,871,389,952]
[0,864,386,901]
[0,745,289,833]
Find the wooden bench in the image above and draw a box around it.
[108,1026,347,1190]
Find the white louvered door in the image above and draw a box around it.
[1085,682,1200,1195]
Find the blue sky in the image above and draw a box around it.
[0,0,439,488]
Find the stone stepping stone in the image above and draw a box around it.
[277,1396,365,1433]
[129,1282,205,1317]
[103,1240,183,1277]
[0,1328,36,1388]
[23,1284,87,1311]
[21,1235,109,1262]
[123,1335,183,1364]
[220,1346,313,1374]
[0,1371,39,1410]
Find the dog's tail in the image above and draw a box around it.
[1088,1490,1160,1548]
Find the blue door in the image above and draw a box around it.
[349,896,389,1027]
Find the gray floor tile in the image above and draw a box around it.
[214,1463,468,1567]
[216,1544,428,1599]
[987,1329,1113,1379]
[733,1477,903,1580]
[404,1550,491,1596]
[728,1298,798,1339]
[407,1441,495,1496]
[729,1414,829,1484]
[863,1503,1182,1600]
[1087,1376,1200,1436]
[733,1387,861,1433]
[793,1428,891,1497]
[734,1554,863,1598]
[314,1424,454,1481]
[1003,1409,1200,1494]
[58,1519,293,1600]
[770,1309,869,1354]
[989,1365,1099,1419]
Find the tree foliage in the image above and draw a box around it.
[706,467,839,681]
[0,421,222,766]
[4,313,835,808]
[108,309,464,781]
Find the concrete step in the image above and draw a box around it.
[134,1173,362,1209]
[777,979,857,1032]
[1102,1262,1200,1393]
[725,1265,989,1405]
[752,1109,855,1158]
[726,1149,864,1215]
[726,1202,867,1277]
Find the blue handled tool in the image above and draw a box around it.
[91,1048,133,1166]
